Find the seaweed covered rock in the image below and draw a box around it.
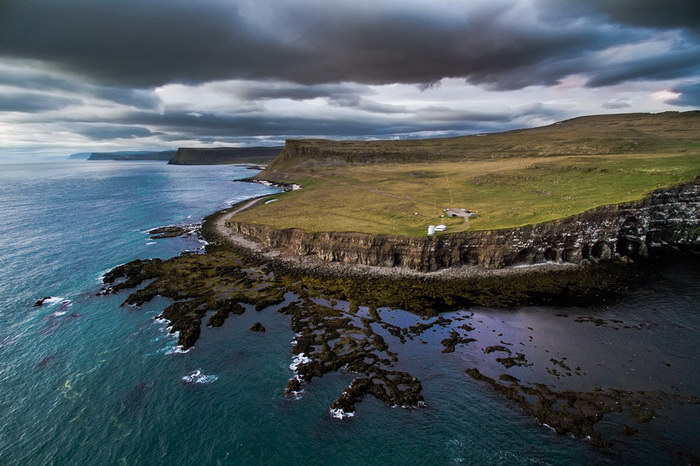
[279,299,424,415]
[250,322,266,332]
[465,368,700,448]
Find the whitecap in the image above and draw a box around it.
[329,408,355,419]
[289,353,311,371]
[146,241,156,245]
[181,369,218,384]
[166,345,192,355]
[542,423,557,432]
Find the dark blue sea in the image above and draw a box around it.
[0,160,698,465]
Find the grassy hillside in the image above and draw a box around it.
[236,112,700,236]
[262,111,700,178]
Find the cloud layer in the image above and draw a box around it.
[0,0,698,156]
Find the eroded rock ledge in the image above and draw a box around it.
[226,177,700,272]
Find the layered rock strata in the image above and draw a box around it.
[227,177,700,272]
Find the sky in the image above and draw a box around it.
[0,0,699,157]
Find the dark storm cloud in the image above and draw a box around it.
[233,82,369,102]
[70,99,556,141]
[0,92,80,112]
[1,0,698,155]
[328,95,408,114]
[123,111,417,137]
[0,0,305,87]
[71,124,153,140]
[79,108,524,139]
[541,0,700,35]
[585,46,700,88]
[670,82,700,107]
[1,0,696,91]
[0,65,160,109]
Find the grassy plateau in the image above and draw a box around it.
[235,112,700,236]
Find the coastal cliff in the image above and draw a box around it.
[259,112,700,180]
[226,177,700,272]
[170,146,282,165]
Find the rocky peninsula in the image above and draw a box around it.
[225,176,700,273]
[97,111,700,452]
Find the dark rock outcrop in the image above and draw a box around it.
[250,322,266,332]
[227,177,700,272]
[33,296,52,307]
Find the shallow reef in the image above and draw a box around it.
[465,368,700,448]
[99,231,696,446]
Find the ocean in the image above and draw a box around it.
[0,160,697,465]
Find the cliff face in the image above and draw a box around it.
[227,177,700,272]
[259,112,700,180]
[170,147,282,165]
[257,139,430,179]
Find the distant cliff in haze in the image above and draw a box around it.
[169,147,282,165]
[87,150,176,161]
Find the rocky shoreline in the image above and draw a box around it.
[95,176,700,452]
[97,242,699,449]
[223,176,700,273]
[204,194,589,280]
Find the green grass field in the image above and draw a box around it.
[235,112,700,236]
[235,152,700,236]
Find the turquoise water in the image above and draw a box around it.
[0,160,697,465]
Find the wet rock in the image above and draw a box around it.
[147,224,199,239]
[33,296,52,307]
[207,303,245,327]
[499,374,519,383]
[441,331,476,353]
[466,368,700,448]
[550,358,572,372]
[484,345,512,355]
[496,352,532,368]
[250,322,266,332]
[330,371,423,415]
[286,377,302,393]
[97,227,697,420]
[279,300,423,415]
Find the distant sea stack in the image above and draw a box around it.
[87,150,175,161]
[169,146,282,165]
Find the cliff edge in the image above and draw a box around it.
[259,111,700,180]
[227,177,700,272]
